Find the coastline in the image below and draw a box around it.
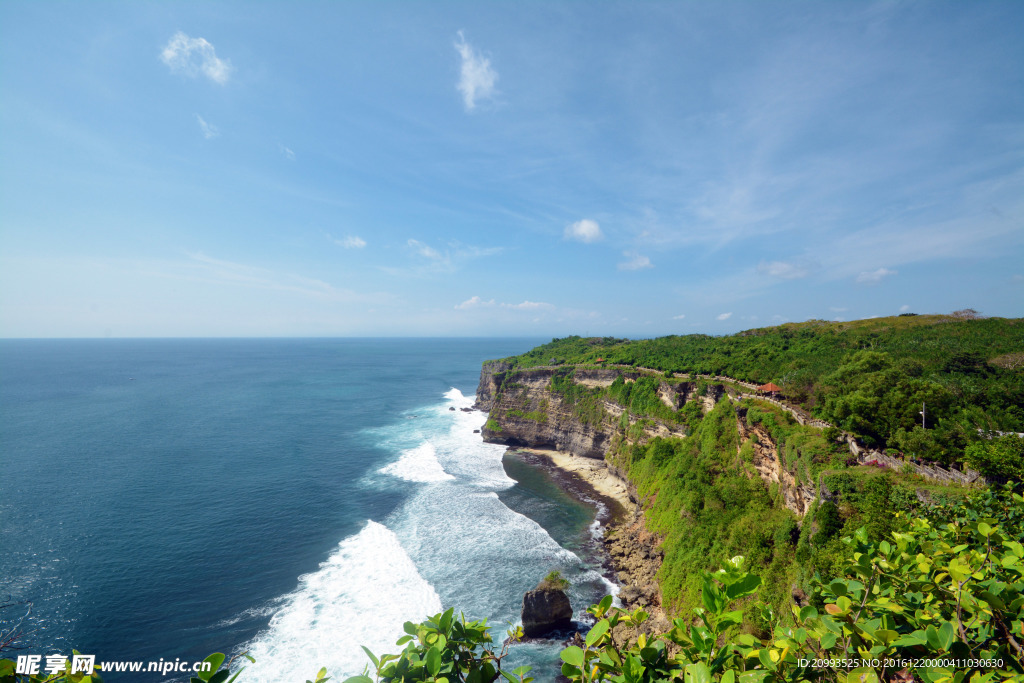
[502,447,670,636]
[508,447,635,520]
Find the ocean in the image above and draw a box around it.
[0,339,615,682]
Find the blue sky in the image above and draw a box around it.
[1,1,1022,338]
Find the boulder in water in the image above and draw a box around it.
[521,572,573,637]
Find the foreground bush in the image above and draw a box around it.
[351,485,1024,683]
[4,487,1021,683]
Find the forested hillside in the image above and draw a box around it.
[499,314,1024,472]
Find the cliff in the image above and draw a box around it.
[475,364,690,459]
[475,362,824,626]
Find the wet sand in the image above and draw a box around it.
[507,447,635,521]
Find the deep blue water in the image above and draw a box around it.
[0,339,614,681]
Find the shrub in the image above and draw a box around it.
[538,570,570,591]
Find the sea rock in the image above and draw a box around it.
[521,586,573,637]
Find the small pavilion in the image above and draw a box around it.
[757,382,782,398]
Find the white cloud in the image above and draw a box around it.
[672,314,686,320]
[280,145,295,161]
[856,267,897,284]
[618,251,653,271]
[757,260,809,280]
[195,115,219,139]
[395,239,502,275]
[161,32,233,84]
[717,312,733,320]
[899,304,911,312]
[503,300,554,310]
[408,239,444,261]
[455,296,495,309]
[454,296,552,311]
[564,219,604,243]
[336,236,366,249]
[454,31,498,111]
[829,306,848,312]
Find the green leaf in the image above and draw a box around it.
[845,668,880,683]
[725,573,762,600]
[585,619,610,647]
[208,671,230,683]
[560,646,585,668]
[440,607,454,634]
[199,654,225,682]
[360,646,379,668]
[598,594,614,614]
[425,646,442,677]
[684,661,712,683]
[799,605,818,622]
[938,621,955,651]
[721,671,736,683]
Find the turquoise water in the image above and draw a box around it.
[0,339,614,681]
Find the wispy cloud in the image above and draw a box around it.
[564,219,603,243]
[455,296,495,309]
[408,239,444,261]
[503,300,553,310]
[899,304,911,312]
[856,267,897,284]
[391,239,503,276]
[672,314,686,320]
[196,115,219,139]
[175,252,386,303]
[717,312,733,321]
[454,296,553,311]
[618,251,653,271]
[279,145,295,161]
[757,260,809,280]
[454,31,498,111]
[161,32,233,84]
[335,235,366,249]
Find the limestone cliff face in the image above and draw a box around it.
[473,360,512,412]
[735,409,816,517]
[476,365,687,459]
[479,367,614,459]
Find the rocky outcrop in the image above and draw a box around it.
[734,408,816,516]
[474,360,513,411]
[477,366,690,459]
[479,368,615,459]
[521,584,573,637]
[603,506,671,641]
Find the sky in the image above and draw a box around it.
[1,1,1022,338]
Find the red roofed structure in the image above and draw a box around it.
[757,382,782,396]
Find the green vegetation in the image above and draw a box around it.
[491,315,1024,465]
[964,434,1024,481]
[342,484,1023,683]
[549,369,607,425]
[538,570,570,591]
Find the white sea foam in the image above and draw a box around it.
[241,521,442,683]
[378,442,455,483]
[247,386,614,681]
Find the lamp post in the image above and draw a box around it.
[919,402,926,429]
